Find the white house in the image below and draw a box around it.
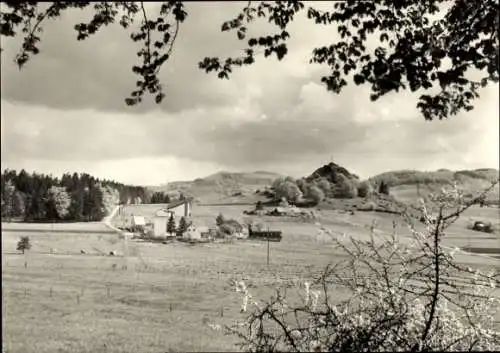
[183,224,202,241]
[131,215,146,228]
[153,209,172,237]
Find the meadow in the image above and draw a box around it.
[2,203,499,352]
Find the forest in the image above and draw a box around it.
[0,169,147,222]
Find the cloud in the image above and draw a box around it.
[1,3,498,184]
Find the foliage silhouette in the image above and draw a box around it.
[1,1,498,119]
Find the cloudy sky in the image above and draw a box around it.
[1,2,498,186]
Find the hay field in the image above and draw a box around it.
[2,204,499,352]
[2,211,354,353]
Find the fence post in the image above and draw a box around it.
[106,286,110,298]
[50,287,53,298]
[220,306,223,317]
[170,303,172,312]
[267,227,270,266]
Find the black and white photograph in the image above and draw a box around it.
[1,1,499,352]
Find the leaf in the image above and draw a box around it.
[353,74,365,85]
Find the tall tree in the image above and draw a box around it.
[1,1,497,119]
[47,186,71,220]
[12,191,26,219]
[167,214,176,235]
[2,180,15,221]
[177,216,188,236]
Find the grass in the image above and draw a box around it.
[2,204,499,352]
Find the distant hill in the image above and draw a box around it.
[306,162,359,183]
[369,168,499,204]
[149,171,283,204]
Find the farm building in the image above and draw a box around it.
[153,209,172,237]
[166,198,192,218]
[152,199,193,237]
[183,224,202,241]
[131,216,146,228]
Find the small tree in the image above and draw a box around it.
[216,213,226,227]
[306,185,325,205]
[177,216,188,236]
[316,178,332,197]
[334,174,357,198]
[167,214,176,235]
[255,201,264,211]
[17,236,31,254]
[379,180,390,195]
[357,180,374,198]
[219,182,500,351]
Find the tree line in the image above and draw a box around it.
[270,175,390,206]
[1,169,148,222]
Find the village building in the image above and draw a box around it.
[131,215,146,230]
[152,198,193,237]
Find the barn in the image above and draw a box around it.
[166,199,192,218]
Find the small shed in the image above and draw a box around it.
[132,216,146,227]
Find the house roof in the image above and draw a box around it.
[155,209,172,217]
[166,198,192,209]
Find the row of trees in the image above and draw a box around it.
[1,169,148,222]
[150,191,171,204]
[166,215,188,237]
[271,175,390,205]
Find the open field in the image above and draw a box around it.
[2,204,499,352]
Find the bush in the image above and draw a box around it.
[334,174,357,198]
[16,236,31,254]
[216,213,225,227]
[219,223,236,236]
[378,180,390,195]
[357,180,374,198]
[306,185,324,205]
[215,182,500,352]
[272,177,303,203]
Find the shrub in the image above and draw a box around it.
[306,185,324,205]
[216,213,225,227]
[17,236,31,254]
[219,223,236,236]
[272,177,303,203]
[214,182,500,352]
[357,180,374,198]
[255,201,264,211]
[316,178,332,196]
[378,180,390,195]
[334,174,357,198]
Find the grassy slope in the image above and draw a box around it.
[149,171,282,204]
[370,169,500,204]
[3,204,499,352]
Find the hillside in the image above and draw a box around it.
[149,171,283,204]
[369,169,499,204]
[306,162,359,183]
